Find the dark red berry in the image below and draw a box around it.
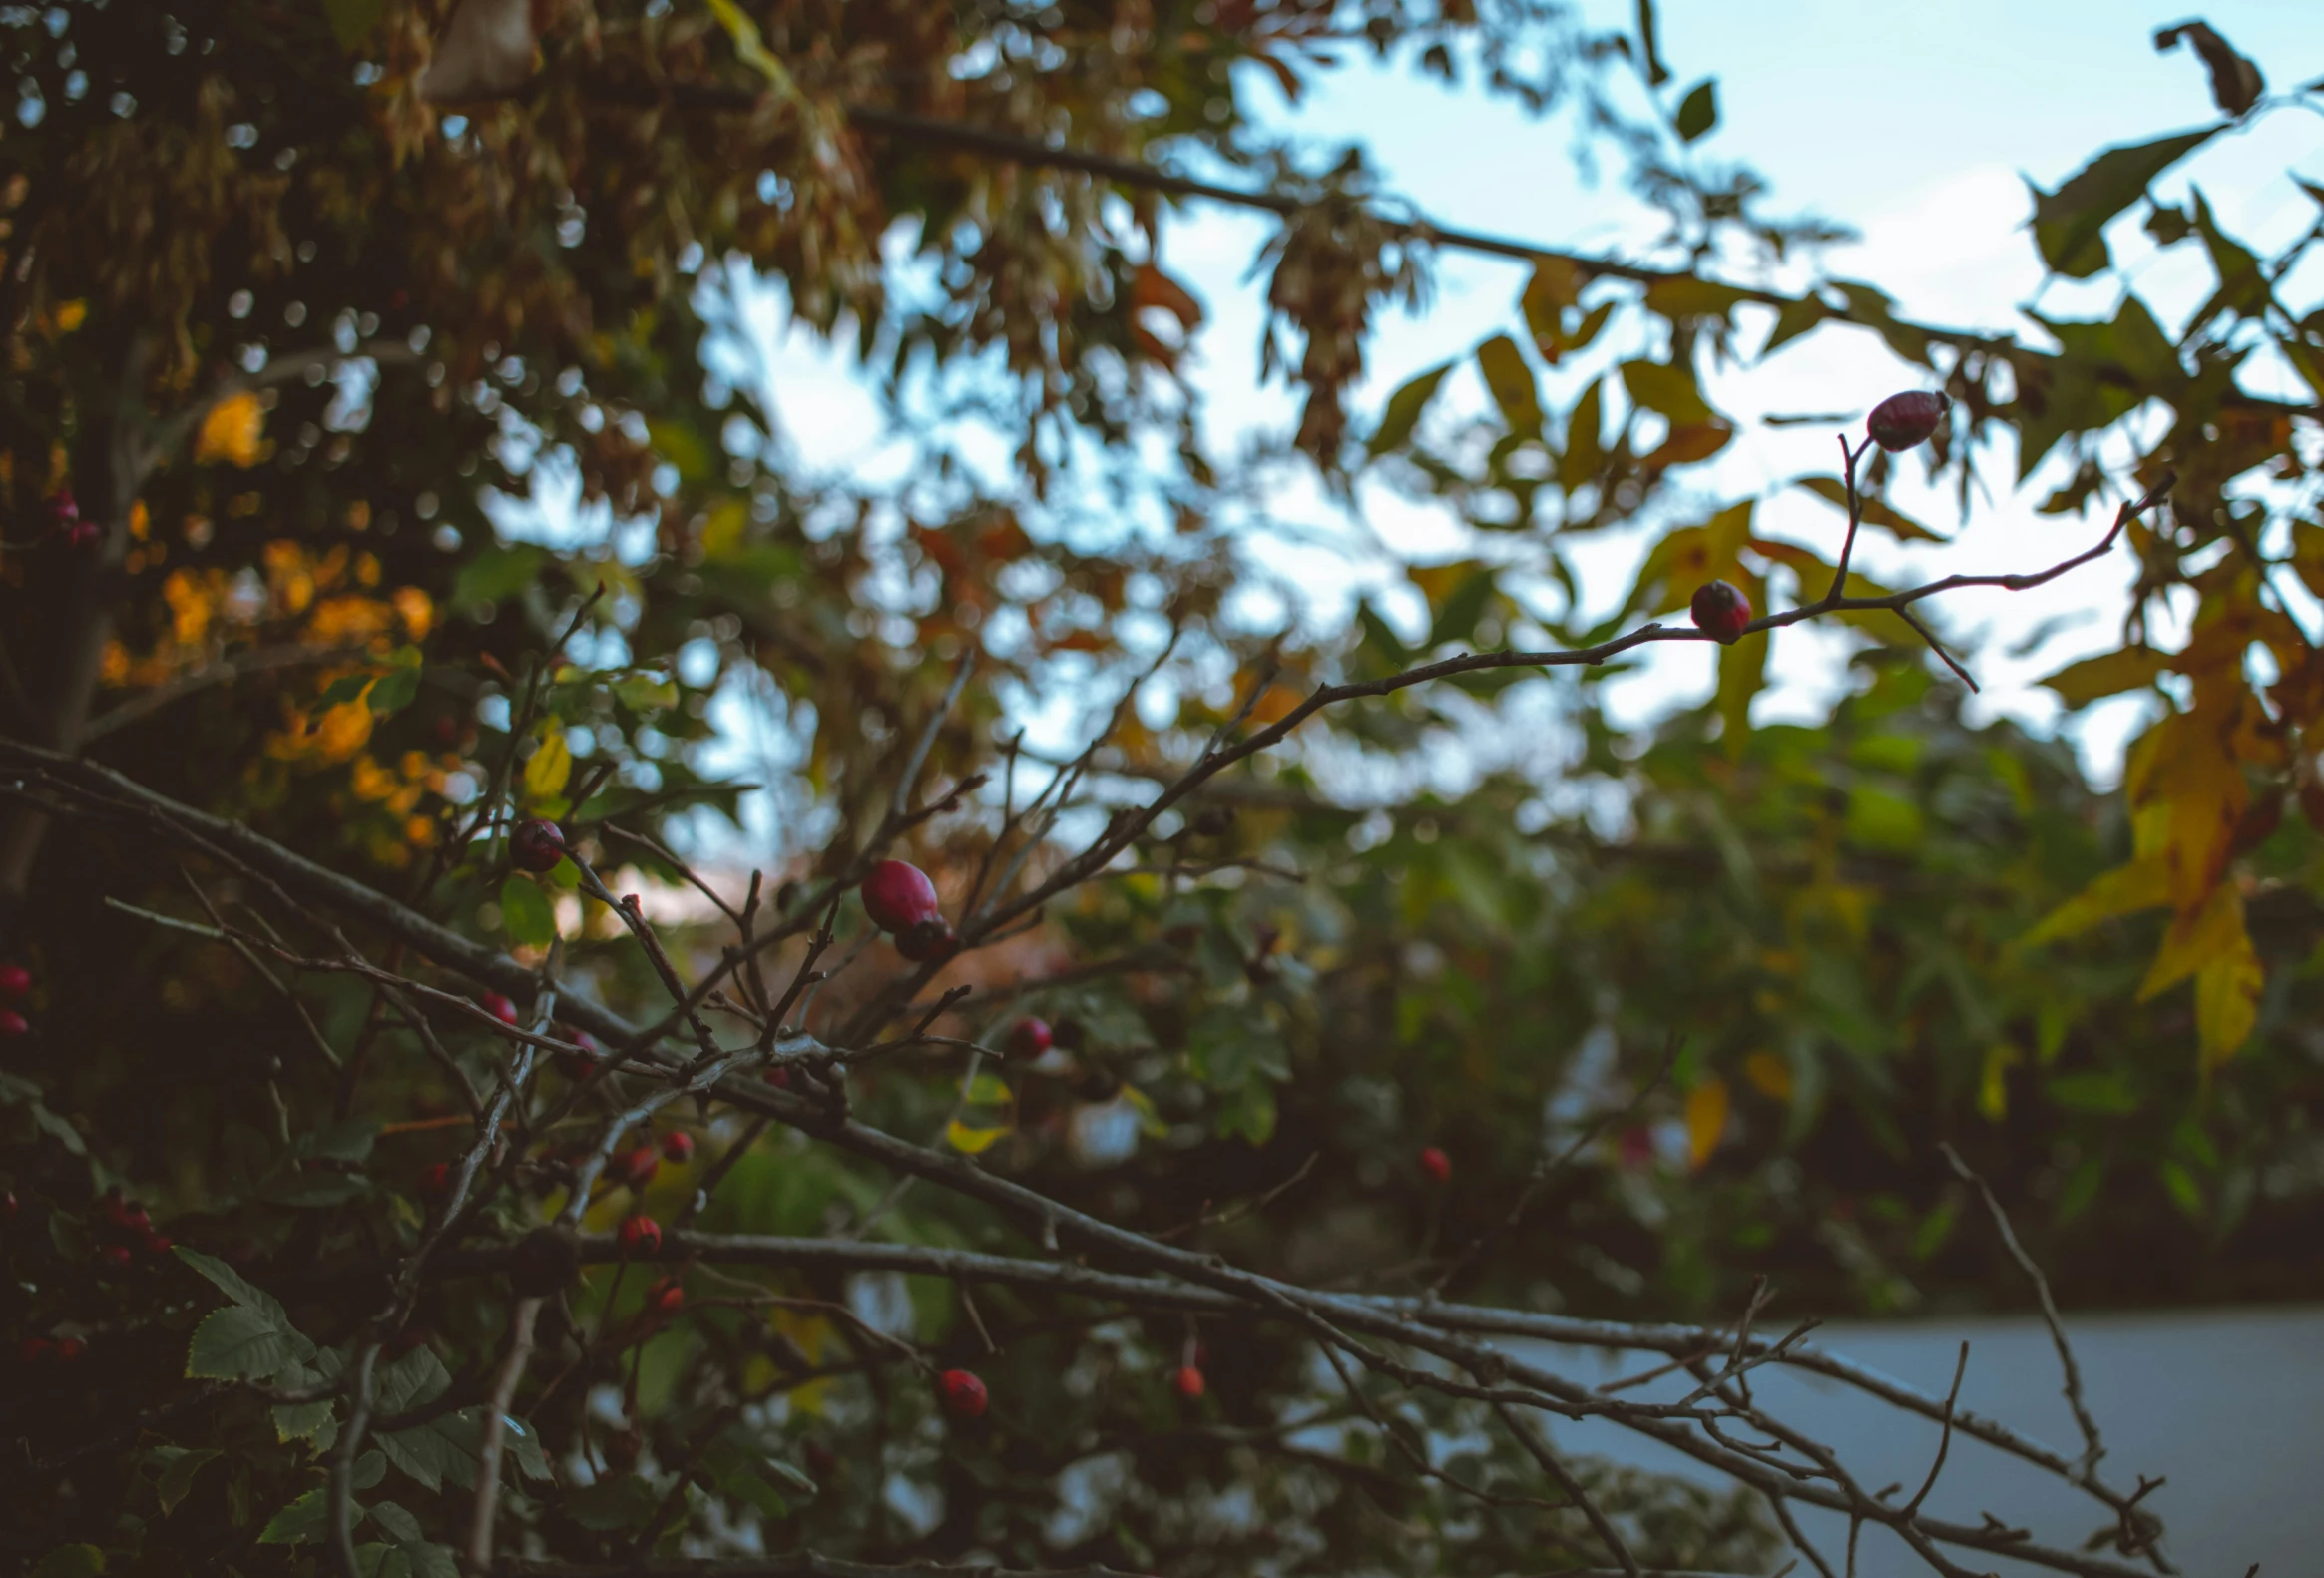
[3,1190,16,1221]
[894,917,958,963]
[19,1337,53,1363]
[482,992,520,1026]
[420,1162,452,1197]
[613,1145,660,1188]
[937,1367,987,1419]
[54,1336,85,1360]
[1618,1126,1655,1170]
[861,859,941,934]
[0,1010,27,1036]
[1419,1146,1452,1184]
[510,817,567,873]
[145,1233,173,1255]
[763,1065,792,1089]
[98,1244,133,1272]
[44,489,78,532]
[803,1439,836,1479]
[1173,1365,1206,1399]
[645,1277,686,1315]
[1866,389,1950,452]
[0,965,29,997]
[1688,580,1752,644]
[1005,1018,1053,1060]
[660,1131,695,1163]
[618,1215,663,1256]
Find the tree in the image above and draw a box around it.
[0,3,2314,1576]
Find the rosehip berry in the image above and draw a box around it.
[1005,1018,1053,1060]
[1688,580,1752,644]
[1866,389,1950,452]
[510,816,568,873]
[617,1215,663,1256]
[144,1233,173,1255]
[482,992,520,1026]
[98,1244,133,1272]
[0,964,28,997]
[1419,1146,1452,1184]
[613,1145,660,1188]
[645,1277,686,1315]
[0,1009,27,1036]
[1173,1365,1206,1399]
[894,917,958,963]
[104,1197,151,1234]
[55,1336,85,1360]
[660,1131,695,1163]
[937,1367,988,1419]
[860,859,941,934]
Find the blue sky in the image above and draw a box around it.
[668,3,2324,829]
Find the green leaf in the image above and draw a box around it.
[1845,787,1925,851]
[1559,379,1606,492]
[320,0,385,51]
[318,672,376,709]
[451,544,545,609]
[2044,1070,2138,1114]
[1673,77,1717,142]
[258,1454,379,1544]
[1634,0,1669,86]
[1620,358,1711,425]
[29,1547,105,1578]
[1368,361,1452,456]
[1475,334,1542,435]
[646,417,715,484]
[374,1346,452,1414]
[1426,568,1497,651]
[152,1445,223,1516]
[378,1407,483,1492]
[500,874,558,950]
[2031,127,2221,278]
[1761,294,1828,356]
[368,661,421,716]
[188,1305,313,1381]
[2040,646,2167,708]
[368,1501,424,1543]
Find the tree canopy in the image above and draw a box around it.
[1,4,2320,1576]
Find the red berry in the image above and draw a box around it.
[618,1215,663,1256]
[0,1009,27,1036]
[1866,389,1950,452]
[1419,1146,1452,1184]
[660,1131,695,1163]
[98,1244,133,1272]
[1005,1018,1053,1060]
[3,1190,16,1221]
[613,1145,660,1188]
[0,964,29,997]
[1688,580,1752,644]
[482,993,520,1026]
[937,1367,987,1419]
[861,859,941,934]
[510,817,568,873]
[420,1161,452,1197]
[19,1337,53,1363]
[45,489,78,532]
[55,1336,85,1360]
[1618,1126,1655,1170]
[1173,1365,1206,1399]
[803,1438,836,1478]
[104,1197,150,1234]
[894,917,958,963]
[763,1065,792,1089]
[645,1277,685,1315]
[145,1233,173,1255]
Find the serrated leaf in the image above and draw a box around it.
[175,1246,289,1317]
[1673,77,1717,142]
[368,1501,423,1543]
[373,1346,452,1415]
[188,1306,313,1381]
[499,874,558,949]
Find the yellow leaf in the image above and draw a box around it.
[2040,646,2168,710]
[2023,859,2170,947]
[699,498,748,561]
[2194,925,2262,1072]
[1684,1079,1729,1171]
[1978,1043,2020,1121]
[944,1118,1009,1156]
[523,729,572,803]
[2137,883,2244,1002]
[195,391,266,468]
[1742,1051,1792,1101]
